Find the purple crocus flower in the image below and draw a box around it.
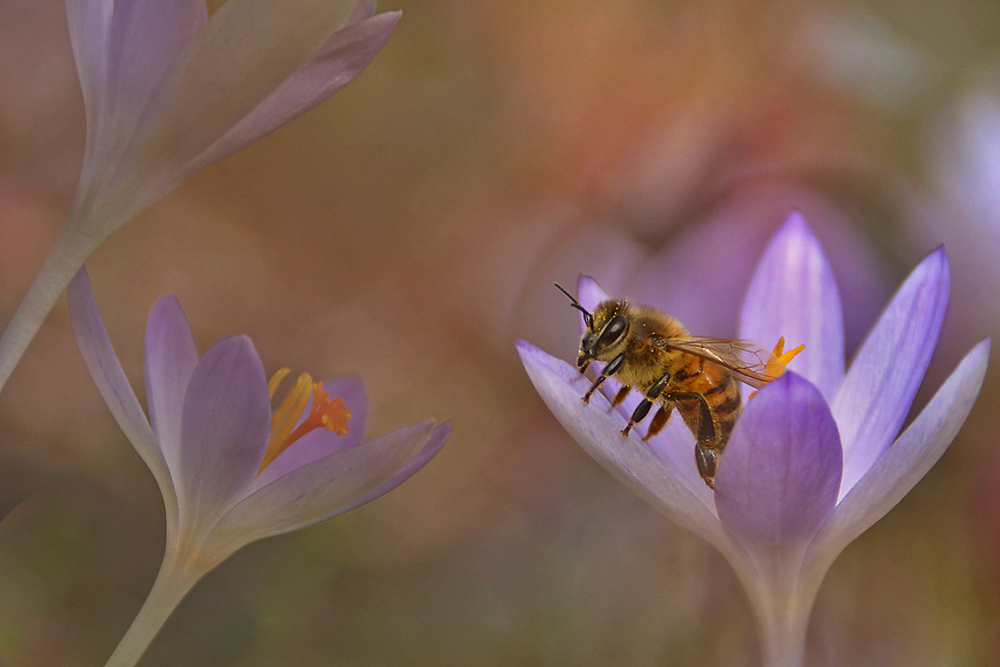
[0,0,400,391]
[67,269,448,666]
[518,214,988,666]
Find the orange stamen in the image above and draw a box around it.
[764,336,805,380]
[258,370,351,474]
[750,337,805,399]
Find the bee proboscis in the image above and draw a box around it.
[556,283,781,490]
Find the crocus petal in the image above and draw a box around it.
[205,420,438,560]
[133,0,358,178]
[65,0,113,145]
[177,336,270,532]
[517,341,729,549]
[344,0,378,25]
[577,274,610,315]
[336,421,450,515]
[739,213,845,401]
[102,0,206,155]
[144,294,199,483]
[190,10,400,170]
[810,340,989,567]
[252,376,368,490]
[716,372,842,553]
[833,248,950,497]
[67,270,171,502]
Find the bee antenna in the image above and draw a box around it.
[554,282,594,328]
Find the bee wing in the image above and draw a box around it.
[657,336,772,389]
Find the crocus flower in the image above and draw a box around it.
[67,269,448,667]
[0,0,400,391]
[518,214,989,666]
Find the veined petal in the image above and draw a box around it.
[740,213,845,401]
[67,270,173,507]
[178,336,270,533]
[811,340,989,567]
[205,420,437,561]
[716,372,842,554]
[252,376,368,490]
[190,10,400,171]
[144,294,199,483]
[577,274,610,316]
[132,0,357,179]
[335,422,450,516]
[64,0,113,158]
[516,340,729,549]
[833,248,950,498]
[102,0,206,157]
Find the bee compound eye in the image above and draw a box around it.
[596,314,628,350]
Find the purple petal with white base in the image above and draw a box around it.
[192,10,400,170]
[812,339,989,564]
[144,294,199,480]
[577,274,609,313]
[517,340,725,546]
[740,213,844,401]
[833,248,950,498]
[716,372,842,551]
[67,270,167,498]
[178,336,270,527]
[210,421,439,557]
[337,422,451,516]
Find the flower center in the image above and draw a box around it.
[258,368,351,474]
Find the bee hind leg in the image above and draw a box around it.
[621,372,671,437]
[669,390,720,489]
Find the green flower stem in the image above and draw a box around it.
[104,555,205,667]
[0,227,97,392]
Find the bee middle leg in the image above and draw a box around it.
[622,372,672,437]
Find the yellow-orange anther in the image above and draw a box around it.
[764,337,805,380]
[749,337,805,400]
[258,370,351,474]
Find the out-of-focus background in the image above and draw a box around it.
[0,0,999,664]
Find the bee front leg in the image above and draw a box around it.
[622,372,671,437]
[582,353,626,403]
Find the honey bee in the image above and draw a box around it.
[556,283,778,490]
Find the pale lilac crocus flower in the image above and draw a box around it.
[518,215,989,666]
[0,0,400,391]
[67,269,449,667]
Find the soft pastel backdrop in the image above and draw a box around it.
[0,0,999,665]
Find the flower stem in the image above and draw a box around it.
[0,228,96,393]
[104,556,204,667]
[757,599,810,667]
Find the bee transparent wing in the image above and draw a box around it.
[657,336,772,389]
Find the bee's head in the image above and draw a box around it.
[579,300,630,368]
[554,283,630,371]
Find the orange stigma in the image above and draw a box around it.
[764,337,805,380]
[259,369,351,474]
[749,337,805,399]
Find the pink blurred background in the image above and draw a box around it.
[1,0,1000,664]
